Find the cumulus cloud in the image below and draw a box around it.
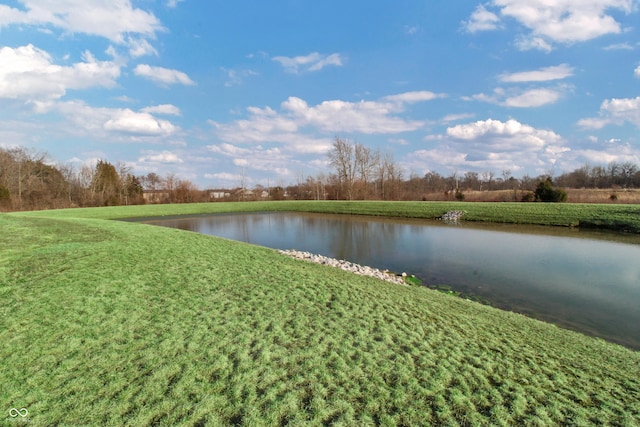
[206,91,444,176]
[463,4,501,32]
[133,64,195,86]
[410,118,569,173]
[499,64,574,83]
[139,150,183,163]
[0,0,163,44]
[127,37,158,57]
[0,44,120,101]
[514,36,553,52]
[573,143,640,166]
[272,52,344,73]
[441,113,476,123]
[204,172,247,183]
[210,91,440,148]
[281,96,426,134]
[466,87,563,108]
[465,1,635,49]
[34,100,179,139]
[134,64,195,86]
[578,96,640,129]
[446,119,561,145]
[502,88,562,107]
[207,142,300,178]
[104,109,177,136]
[141,104,182,116]
[635,65,640,78]
[383,91,446,103]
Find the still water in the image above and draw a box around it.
[141,212,640,350]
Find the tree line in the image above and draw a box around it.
[0,147,207,211]
[2,141,640,211]
[318,138,640,201]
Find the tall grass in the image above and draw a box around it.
[2,203,640,425]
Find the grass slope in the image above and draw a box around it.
[18,200,640,232]
[2,203,640,426]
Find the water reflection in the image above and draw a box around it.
[141,212,640,350]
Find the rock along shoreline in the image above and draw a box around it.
[278,249,408,286]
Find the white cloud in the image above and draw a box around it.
[502,88,562,108]
[139,150,183,163]
[404,25,419,35]
[463,4,501,32]
[573,143,640,165]
[34,100,179,138]
[578,96,640,129]
[281,96,425,134]
[635,65,640,78]
[209,106,299,144]
[497,0,633,42]
[204,172,246,183]
[210,92,438,147]
[410,118,568,173]
[0,0,163,44]
[466,1,635,48]
[603,42,635,50]
[514,36,553,52]
[208,143,253,157]
[0,44,120,101]
[167,0,185,7]
[221,67,258,87]
[134,64,195,86]
[207,91,443,176]
[441,113,476,123]
[446,119,561,144]
[389,138,410,145]
[207,143,300,178]
[499,64,574,83]
[272,52,344,73]
[104,109,177,136]
[141,104,182,116]
[466,87,563,108]
[114,95,136,103]
[127,37,158,57]
[383,91,446,103]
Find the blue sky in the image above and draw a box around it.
[1,0,640,188]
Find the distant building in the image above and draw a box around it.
[142,190,170,203]
[209,190,232,199]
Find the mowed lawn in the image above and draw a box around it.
[2,202,640,426]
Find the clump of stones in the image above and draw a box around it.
[278,249,407,286]
[440,210,464,222]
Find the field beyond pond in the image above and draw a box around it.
[3,201,640,426]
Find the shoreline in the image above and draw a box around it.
[278,249,408,286]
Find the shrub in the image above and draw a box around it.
[454,190,465,201]
[534,178,567,203]
[520,192,535,202]
[0,185,10,208]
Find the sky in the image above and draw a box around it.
[1,0,640,189]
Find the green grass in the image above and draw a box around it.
[3,202,640,426]
[20,200,640,232]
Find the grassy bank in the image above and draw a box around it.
[3,203,640,425]
[18,199,640,232]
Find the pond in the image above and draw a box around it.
[139,212,640,350]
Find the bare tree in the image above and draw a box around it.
[328,137,356,200]
[354,143,376,199]
[620,162,637,188]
